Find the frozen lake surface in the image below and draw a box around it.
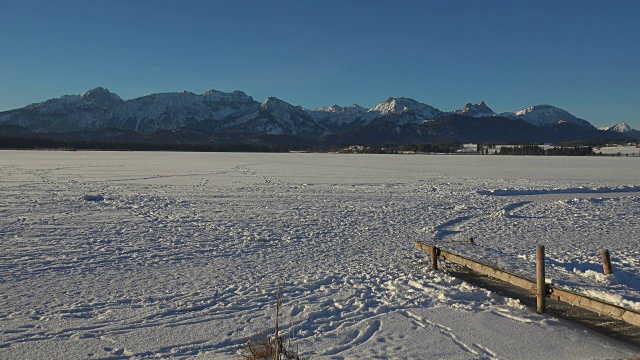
[0,151,639,359]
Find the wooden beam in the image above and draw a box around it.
[415,241,640,327]
[415,241,533,289]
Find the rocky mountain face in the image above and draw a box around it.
[599,123,631,133]
[1,87,633,144]
[453,101,496,118]
[358,97,443,126]
[0,87,123,132]
[103,90,260,134]
[306,104,368,132]
[598,123,640,139]
[500,105,595,129]
[218,97,330,137]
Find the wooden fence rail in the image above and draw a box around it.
[415,241,640,327]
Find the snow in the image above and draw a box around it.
[107,90,259,133]
[361,97,443,125]
[599,123,634,133]
[0,151,639,359]
[6,87,615,136]
[597,145,640,156]
[306,104,368,128]
[453,101,497,118]
[509,105,595,128]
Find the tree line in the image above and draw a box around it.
[498,144,594,156]
[0,135,600,156]
[0,135,291,153]
[339,143,462,154]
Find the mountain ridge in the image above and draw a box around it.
[1,87,636,144]
[598,123,640,139]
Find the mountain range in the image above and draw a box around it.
[0,87,637,146]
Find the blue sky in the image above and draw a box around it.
[1,0,638,128]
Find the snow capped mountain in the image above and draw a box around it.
[598,123,633,133]
[306,104,367,130]
[0,88,332,137]
[260,96,299,115]
[105,90,259,133]
[0,87,124,132]
[203,89,256,109]
[360,97,443,126]
[78,87,124,109]
[0,88,616,142]
[23,87,123,113]
[501,105,595,129]
[453,101,496,118]
[598,123,640,139]
[220,97,330,137]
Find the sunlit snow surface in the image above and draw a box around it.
[0,151,638,359]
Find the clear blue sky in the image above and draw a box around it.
[1,0,638,128]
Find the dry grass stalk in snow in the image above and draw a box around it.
[243,285,310,360]
[243,331,276,360]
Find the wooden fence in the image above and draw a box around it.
[415,241,640,327]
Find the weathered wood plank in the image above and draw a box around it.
[622,310,640,325]
[416,241,535,289]
[415,241,640,327]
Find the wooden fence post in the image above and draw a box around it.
[431,246,439,271]
[414,241,640,326]
[536,245,546,313]
[600,249,613,275]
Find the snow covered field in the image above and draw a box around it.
[597,145,640,156]
[0,151,639,359]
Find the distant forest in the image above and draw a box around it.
[498,144,594,156]
[339,143,462,154]
[0,135,617,156]
[339,143,598,156]
[0,135,290,153]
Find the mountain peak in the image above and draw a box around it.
[361,97,442,125]
[203,89,221,96]
[79,87,123,109]
[456,101,496,118]
[599,123,633,133]
[262,96,286,106]
[510,104,595,129]
[81,86,110,95]
[516,104,555,114]
[260,97,300,114]
[202,89,254,104]
[80,87,118,99]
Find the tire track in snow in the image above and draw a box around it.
[491,201,533,219]
[433,215,475,240]
[433,200,533,241]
